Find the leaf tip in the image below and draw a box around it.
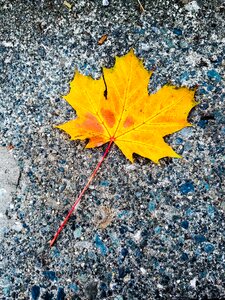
[54,124,61,129]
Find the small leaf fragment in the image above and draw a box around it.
[98,34,108,45]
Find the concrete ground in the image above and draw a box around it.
[0,0,224,299]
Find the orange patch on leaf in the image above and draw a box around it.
[123,116,134,128]
[101,108,116,128]
[83,113,104,133]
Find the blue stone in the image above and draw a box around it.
[43,271,57,281]
[121,248,129,258]
[31,285,40,300]
[100,290,107,298]
[134,248,142,258]
[114,296,123,300]
[38,47,46,58]
[180,127,193,138]
[100,180,109,187]
[164,38,175,48]
[215,56,222,64]
[106,272,112,282]
[52,247,60,258]
[99,282,107,291]
[69,283,79,292]
[57,287,65,300]
[0,46,6,53]
[3,287,10,296]
[59,159,66,164]
[179,41,188,49]
[119,248,129,263]
[126,239,137,250]
[194,234,206,243]
[175,137,183,145]
[119,225,128,234]
[148,201,156,212]
[202,225,208,233]
[135,191,142,197]
[94,234,108,255]
[180,220,189,229]
[74,227,82,238]
[153,258,159,269]
[199,88,208,95]
[199,270,207,278]
[207,205,215,218]
[185,208,194,216]
[198,119,208,128]
[18,211,25,219]
[173,28,182,35]
[207,69,221,82]
[154,226,161,234]
[201,103,209,110]
[179,181,194,195]
[180,252,189,261]
[117,210,130,219]
[151,26,160,34]
[178,236,184,245]
[22,222,29,229]
[204,243,215,253]
[88,251,97,259]
[206,84,215,91]
[118,267,126,278]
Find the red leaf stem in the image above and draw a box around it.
[50,139,114,247]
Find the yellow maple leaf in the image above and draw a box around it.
[50,50,198,246]
[57,50,197,163]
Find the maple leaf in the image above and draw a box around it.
[57,49,197,163]
[50,50,197,247]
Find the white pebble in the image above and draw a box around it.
[102,0,109,6]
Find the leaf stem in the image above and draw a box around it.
[50,139,114,247]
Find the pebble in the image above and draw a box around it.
[102,0,109,6]
[56,287,66,300]
[194,234,206,243]
[180,220,189,229]
[42,271,57,281]
[190,277,197,289]
[204,243,215,253]
[148,201,156,212]
[69,283,79,292]
[31,285,40,300]
[94,234,108,255]
[207,69,222,82]
[173,28,182,36]
[179,181,195,195]
[74,227,82,239]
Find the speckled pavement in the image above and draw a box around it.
[0,0,224,299]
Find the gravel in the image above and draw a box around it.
[0,0,224,299]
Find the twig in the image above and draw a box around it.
[137,0,145,12]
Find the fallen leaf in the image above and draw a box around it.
[57,49,197,163]
[98,34,108,45]
[94,206,115,229]
[7,143,14,150]
[50,50,198,246]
